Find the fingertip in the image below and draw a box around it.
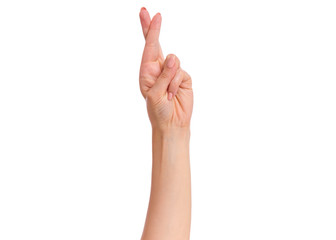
[166,55,176,68]
[168,92,173,101]
[140,7,147,15]
[140,7,150,18]
[153,12,162,25]
[165,54,180,69]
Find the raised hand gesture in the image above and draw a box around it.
[139,8,193,131]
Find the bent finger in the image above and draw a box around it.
[167,68,184,100]
[151,54,180,95]
[179,70,192,90]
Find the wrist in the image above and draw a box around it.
[152,126,190,142]
[152,127,190,165]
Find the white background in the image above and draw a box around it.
[0,0,335,239]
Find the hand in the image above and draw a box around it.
[139,8,193,131]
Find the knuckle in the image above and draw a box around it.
[184,70,192,81]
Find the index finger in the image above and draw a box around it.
[139,7,151,38]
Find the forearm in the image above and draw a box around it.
[141,127,191,240]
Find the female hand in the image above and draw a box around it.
[139,8,193,131]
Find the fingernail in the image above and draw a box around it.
[168,92,173,101]
[141,7,146,11]
[167,55,175,68]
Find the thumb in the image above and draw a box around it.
[151,54,180,94]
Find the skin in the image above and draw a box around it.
[139,7,194,240]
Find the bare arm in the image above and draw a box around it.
[139,8,193,240]
[142,128,191,240]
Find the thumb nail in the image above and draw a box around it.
[167,55,175,68]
